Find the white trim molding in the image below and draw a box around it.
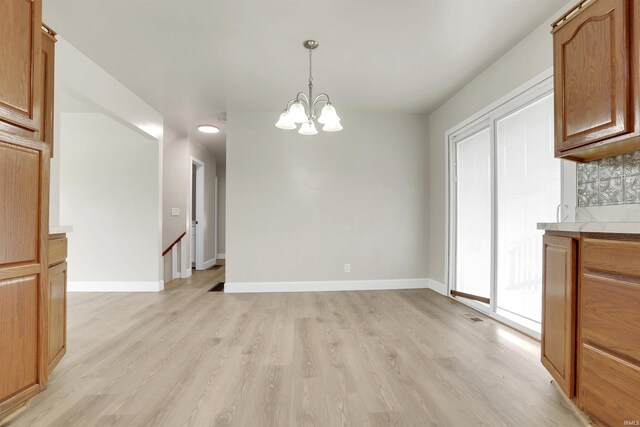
[181,268,192,279]
[216,253,226,259]
[203,258,217,270]
[171,247,179,280]
[190,156,206,271]
[427,279,448,296]
[225,278,439,294]
[68,281,164,292]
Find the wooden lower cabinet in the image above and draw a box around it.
[580,344,640,426]
[47,234,67,372]
[542,231,640,426]
[541,234,577,397]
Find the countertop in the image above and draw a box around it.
[49,226,73,234]
[537,222,640,234]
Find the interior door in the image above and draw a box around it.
[191,220,196,267]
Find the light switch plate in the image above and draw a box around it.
[171,208,180,217]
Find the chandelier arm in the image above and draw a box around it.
[312,93,331,106]
[311,94,331,117]
[295,92,310,109]
[284,98,298,110]
[284,94,310,113]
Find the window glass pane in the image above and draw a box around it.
[456,128,491,299]
[496,94,560,328]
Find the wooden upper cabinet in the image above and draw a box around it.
[552,0,640,161]
[0,0,42,135]
[541,234,577,398]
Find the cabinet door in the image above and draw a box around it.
[553,0,632,154]
[0,0,42,134]
[541,234,577,397]
[48,262,66,372]
[0,133,49,419]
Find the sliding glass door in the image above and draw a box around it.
[450,78,560,336]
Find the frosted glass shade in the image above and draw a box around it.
[275,112,296,130]
[322,120,343,132]
[298,120,318,135]
[289,102,308,123]
[318,103,340,125]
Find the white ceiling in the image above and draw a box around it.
[44,0,566,161]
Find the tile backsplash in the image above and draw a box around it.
[577,151,640,207]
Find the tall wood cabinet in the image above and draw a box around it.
[0,0,59,421]
[552,0,640,161]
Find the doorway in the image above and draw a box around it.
[448,76,563,337]
[190,157,205,270]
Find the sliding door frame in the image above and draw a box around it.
[446,69,559,339]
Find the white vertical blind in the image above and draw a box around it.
[496,94,559,327]
[455,128,491,299]
[450,77,561,336]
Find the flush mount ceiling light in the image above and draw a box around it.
[275,40,342,135]
[197,125,220,134]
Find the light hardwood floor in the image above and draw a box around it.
[7,268,582,427]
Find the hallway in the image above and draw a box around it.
[8,267,580,427]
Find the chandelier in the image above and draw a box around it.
[275,40,343,135]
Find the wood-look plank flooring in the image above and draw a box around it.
[7,267,582,426]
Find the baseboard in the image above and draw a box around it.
[203,258,217,269]
[217,253,226,259]
[181,268,192,279]
[427,279,448,296]
[225,278,431,294]
[68,281,164,292]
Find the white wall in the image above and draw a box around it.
[60,113,162,289]
[51,37,164,227]
[226,112,429,286]
[216,163,226,257]
[162,127,189,248]
[50,36,165,291]
[427,2,573,285]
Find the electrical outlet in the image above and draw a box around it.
[344,264,351,273]
[171,208,180,217]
